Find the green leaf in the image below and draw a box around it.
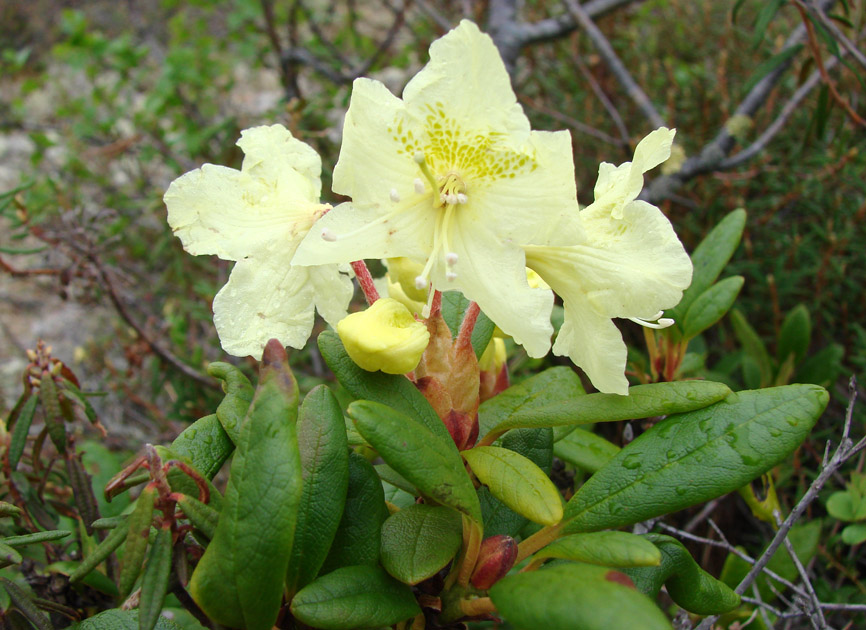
[743,44,804,92]
[827,490,859,521]
[73,609,183,630]
[624,534,740,614]
[207,361,254,444]
[478,487,527,538]
[490,563,670,630]
[375,464,417,495]
[188,347,303,630]
[563,384,828,533]
[318,330,455,447]
[730,309,774,387]
[0,577,53,630]
[534,532,661,568]
[169,414,233,480]
[48,561,118,596]
[139,527,173,630]
[795,343,843,387]
[484,381,731,442]
[380,504,463,584]
[668,208,746,324]
[175,494,218,540]
[0,541,22,567]
[478,367,585,442]
[841,523,866,545]
[348,400,481,524]
[502,427,553,475]
[119,485,156,599]
[778,304,811,365]
[291,565,420,630]
[553,429,620,474]
[287,385,350,594]
[680,276,744,340]
[463,446,562,526]
[2,530,70,547]
[440,291,496,357]
[320,452,387,574]
[70,519,128,583]
[9,394,37,470]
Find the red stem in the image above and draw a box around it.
[456,301,481,349]
[350,260,380,305]
[429,290,442,318]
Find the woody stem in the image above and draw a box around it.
[350,260,380,305]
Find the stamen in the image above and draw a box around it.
[321,228,337,242]
[414,276,428,290]
[390,189,401,202]
[446,272,457,281]
[414,151,439,192]
[629,315,675,330]
[414,178,425,194]
[456,193,468,204]
[445,252,458,266]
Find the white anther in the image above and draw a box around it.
[389,189,401,203]
[445,252,458,266]
[414,178,425,194]
[657,318,675,328]
[321,228,337,242]
[413,151,426,164]
[439,193,448,204]
[456,193,468,204]
[628,315,676,330]
[446,272,457,282]
[414,275,428,290]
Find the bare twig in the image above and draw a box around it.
[793,0,866,71]
[795,2,866,127]
[561,0,666,128]
[519,94,626,146]
[774,511,828,629]
[570,44,631,147]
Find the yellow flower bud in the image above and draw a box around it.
[478,337,507,373]
[385,273,427,317]
[385,258,428,303]
[337,298,430,374]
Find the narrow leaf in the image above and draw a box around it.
[349,400,481,524]
[175,494,218,540]
[169,413,233,480]
[287,385,350,594]
[534,531,661,568]
[70,519,128,583]
[119,485,156,599]
[2,530,70,547]
[553,429,620,474]
[188,343,303,630]
[9,395,38,470]
[291,565,420,630]
[730,309,773,387]
[0,577,53,630]
[624,534,740,614]
[463,446,562,526]
[681,276,744,340]
[490,563,670,630]
[207,361,254,444]
[564,385,828,533]
[778,304,811,365]
[138,526,173,630]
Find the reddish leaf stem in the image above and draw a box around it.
[350,260,380,305]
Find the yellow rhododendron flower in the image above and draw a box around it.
[337,298,430,374]
[525,128,693,395]
[294,20,579,358]
[164,125,353,358]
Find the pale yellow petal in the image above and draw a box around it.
[237,124,323,201]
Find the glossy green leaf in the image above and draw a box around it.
[73,609,183,630]
[795,343,844,387]
[320,452,387,574]
[169,414,233,480]
[778,304,811,365]
[189,347,303,630]
[478,367,585,442]
[535,532,661,568]
[8,394,37,470]
[553,429,620,474]
[484,381,731,442]
[0,541,22,567]
[349,400,481,524]
[70,519,128,584]
[286,385,350,595]
[291,565,420,630]
[624,534,740,614]
[139,526,173,630]
[730,309,773,388]
[319,330,454,447]
[440,290,495,358]
[669,208,746,324]
[380,504,463,585]
[207,361,254,444]
[478,487,527,538]
[681,276,744,340]
[490,563,670,630]
[464,446,562,526]
[564,385,828,533]
[119,485,156,599]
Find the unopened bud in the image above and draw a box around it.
[470,535,518,590]
[337,298,430,375]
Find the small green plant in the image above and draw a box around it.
[827,472,866,545]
